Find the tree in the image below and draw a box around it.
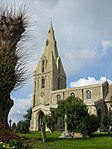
[79,114,99,136]
[16,121,29,134]
[12,122,17,132]
[0,6,28,129]
[56,96,88,131]
[103,110,112,136]
[56,96,99,136]
[42,115,55,133]
[23,107,32,127]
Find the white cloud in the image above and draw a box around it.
[70,77,112,87]
[8,95,32,124]
[1,0,112,76]
[101,40,112,55]
[63,47,98,75]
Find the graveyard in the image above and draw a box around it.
[19,131,112,149]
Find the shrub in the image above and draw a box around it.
[12,123,17,132]
[16,121,29,133]
[79,114,99,136]
[0,121,20,142]
[0,140,22,149]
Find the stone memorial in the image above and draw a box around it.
[59,115,72,138]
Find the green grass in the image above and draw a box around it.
[19,131,112,149]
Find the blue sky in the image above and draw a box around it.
[1,0,112,123]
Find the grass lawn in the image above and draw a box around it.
[19,131,112,149]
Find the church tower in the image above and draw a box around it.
[30,22,66,130]
[33,22,66,107]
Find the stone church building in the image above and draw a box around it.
[30,23,112,131]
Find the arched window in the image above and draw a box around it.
[71,92,75,97]
[56,94,61,102]
[41,77,45,88]
[41,59,45,72]
[86,90,92,99]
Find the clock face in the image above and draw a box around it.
[40,92,45,98]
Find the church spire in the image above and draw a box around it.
[49,20,55,40]
[43,22,59,60]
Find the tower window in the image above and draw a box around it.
[58,77,60,89]
[86,90,92,99]
[41,77,45,88]
[41,59,45,72]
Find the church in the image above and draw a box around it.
[30,22,112,131]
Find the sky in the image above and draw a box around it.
[1,0,112,124]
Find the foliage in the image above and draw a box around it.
[0,6,28,96]
[97,109,102,126]
[0,121,20,142]
[42,115,55,132]
[103,114,110,127]
[16,120,29,134]
[16,107,32,134]
[12,122,17,132]
[56,96,99,136]
[0,140,22,149]
[23,107,32,127]
[78,114,99,136]
[0,5,30,144]
[56,96,88,130]
[103,113,112,135]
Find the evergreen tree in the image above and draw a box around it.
[12,122,17,132]
[16,120,29,133]
[23,107,32,127]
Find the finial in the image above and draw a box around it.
[50,19,54,32]
[50,18,53,28]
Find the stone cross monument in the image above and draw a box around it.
[59,114,72,138]
[64,114,67,132]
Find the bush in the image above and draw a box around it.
[79,114,99,136]
[0,121,20,142]
[16,121,29,133]
[12,123,17,132]
[0,140,22,149]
